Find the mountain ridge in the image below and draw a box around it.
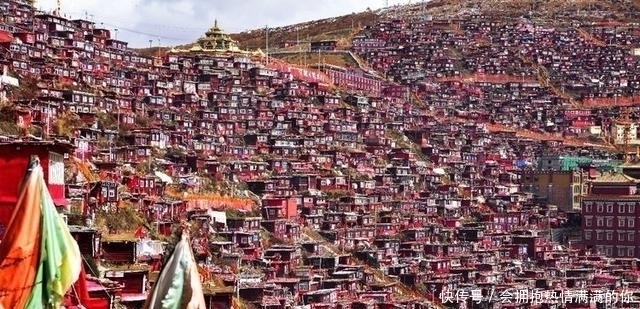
[135,0,640,58]
[228,0,640,51]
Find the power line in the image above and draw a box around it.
[97,22,188,42]
[37,9,200,43]
[47,9,205,30]
[131,22,203,32]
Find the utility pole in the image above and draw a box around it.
[265,25,269,65]
[548,211,552,243]
[304,34,309,67]
[297,26,302,65]
[45,101,51,139]
[117,106,120,133]
[156,38,161,59]
[114,105,120,162]
[235,257,241,299]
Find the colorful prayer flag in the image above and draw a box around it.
[143,234,206,309]
[0,158,82,309]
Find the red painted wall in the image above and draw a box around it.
[285,198,298,220]
[0,144,70,228]
[0,153,33,227]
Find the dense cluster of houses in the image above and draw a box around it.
[4,0,640,308]
[354,15,640,138]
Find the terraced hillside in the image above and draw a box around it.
[135,0,640,57]
[228,10,378,50]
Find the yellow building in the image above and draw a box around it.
[521,170,588,212]
[169,19,263,56]
[611,122,640,146]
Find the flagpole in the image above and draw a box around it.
[236,256,241,299]
[46,101,51,139]
[265,25,269,65]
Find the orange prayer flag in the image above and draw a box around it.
[0,167,44,309]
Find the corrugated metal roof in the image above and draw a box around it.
[556,157,620,172]
[591,172,638,183]
[560,156,592,171]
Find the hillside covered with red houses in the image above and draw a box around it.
[5,0,640,309]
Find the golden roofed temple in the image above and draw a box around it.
[169,19,263,56]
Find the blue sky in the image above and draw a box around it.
[37,0,410,48]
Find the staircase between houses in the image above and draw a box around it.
[575,27,607,47]
[517,54,578,108]
[524,56,581,108]
[300,228,444,308]
[542,227,582,245]
[448,22,465,36]
[346,51,385,79]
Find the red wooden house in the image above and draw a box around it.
[263,245,301,277]
[124,174,165,196]
[89,180,118,205]
[261,197,298,239]
[102,236,137,264]
[104,266,149,308]
[262,197,298,220]
[0,140,74,230]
